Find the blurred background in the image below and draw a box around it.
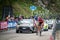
[0,0,60,40]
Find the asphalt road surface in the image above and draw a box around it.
[0,29,53,40]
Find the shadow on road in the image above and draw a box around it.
[16,32,35,34]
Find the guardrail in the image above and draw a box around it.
[0,21,17,31]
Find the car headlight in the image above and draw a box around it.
[29,24,33,26]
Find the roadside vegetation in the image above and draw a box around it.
[0,0,60,20]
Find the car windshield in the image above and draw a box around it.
[46,20,53,24]
[47,21,52,24]
[18,19,33,24]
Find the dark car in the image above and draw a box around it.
[48,24,53,29]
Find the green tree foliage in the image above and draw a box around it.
[0,0,60,20]
[34,0,60,19]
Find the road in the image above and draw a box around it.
[0,29,53,40]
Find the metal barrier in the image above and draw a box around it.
[7,21,17,28]
[0,21,17,32]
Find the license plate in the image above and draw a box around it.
[22,28,26,29]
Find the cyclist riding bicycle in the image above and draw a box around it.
[36,16,44,36]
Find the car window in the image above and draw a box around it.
[19,19,33,24]
[47,20,53,24]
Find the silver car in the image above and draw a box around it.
[16,19,35,33]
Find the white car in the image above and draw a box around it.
[47,20,53,29]
[45,20,54,29]
[16,19,36,33]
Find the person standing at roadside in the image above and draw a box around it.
[5,15,11,21]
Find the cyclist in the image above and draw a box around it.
[36,16,44,36]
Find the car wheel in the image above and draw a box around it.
[20,31,22,33]
[48,27,52,29]
[16,30,19,33]
[32,31,34,33]
[44,29,48,31]
[29,30,33,33]
[46,29,48,31]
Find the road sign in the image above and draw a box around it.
[30,6,37,11]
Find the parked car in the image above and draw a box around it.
[46,20,53,29]
[16,19,36,33]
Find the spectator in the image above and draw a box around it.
[15,17,18,23]
[5,15,11,21]
[34,15,38,21]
